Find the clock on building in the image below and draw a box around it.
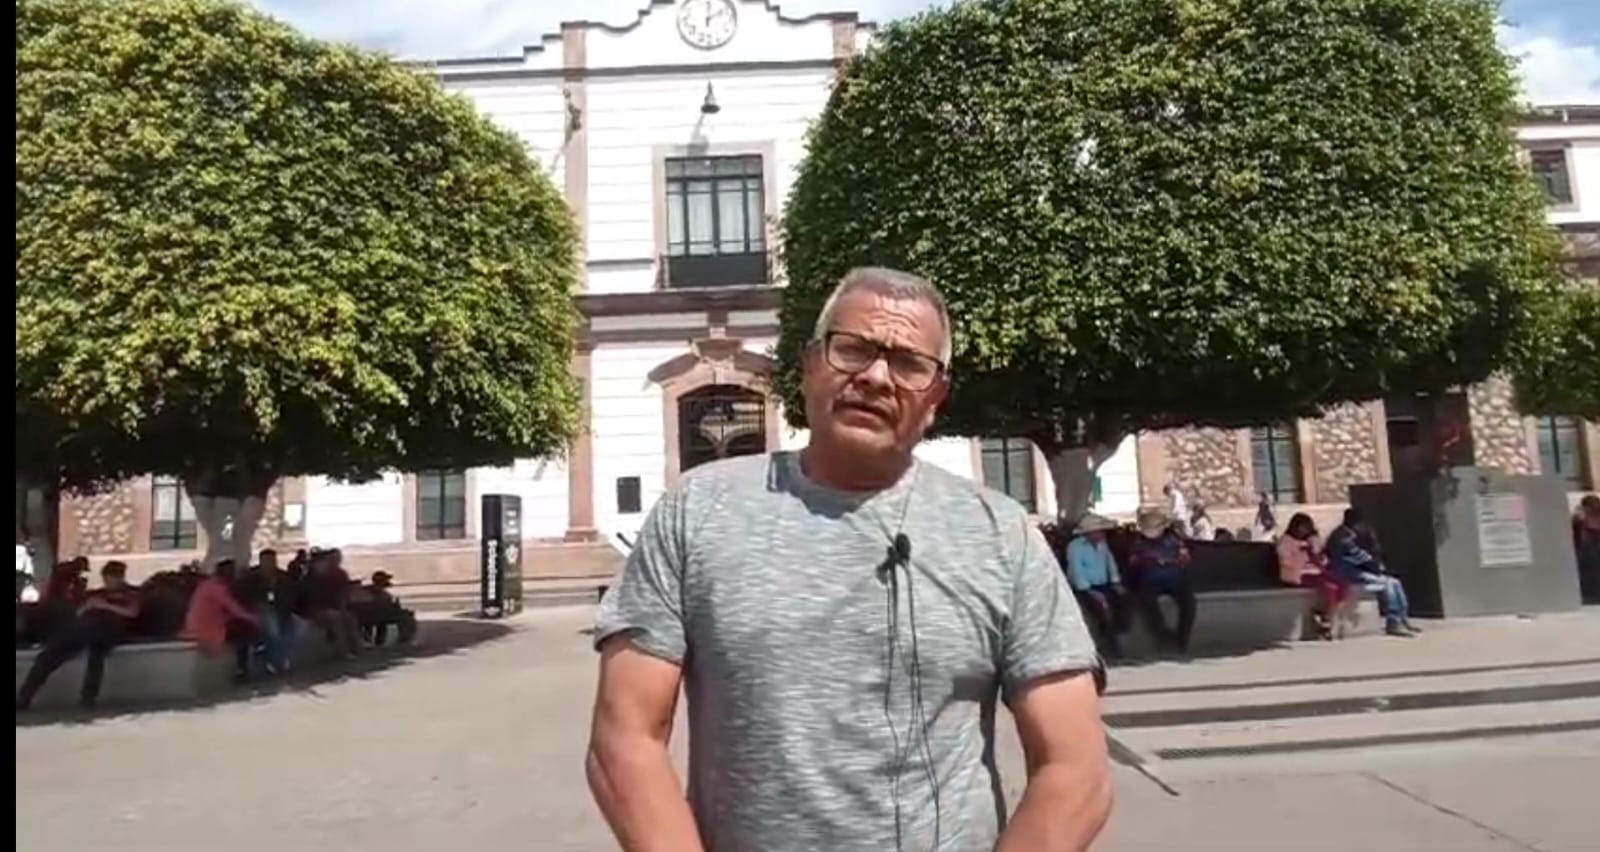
[677,0,738,50]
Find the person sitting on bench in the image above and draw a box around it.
[1277,513,1351,640]
[352,571,416,647]
[1065,514,1131,658]
[183,560,264,679]
[1128,508,1197,653]
[17,561,141,711]
[1326,508,1419,637]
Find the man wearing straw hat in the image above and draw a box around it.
[1128,507,1198,653]
[1065,514,1131,658]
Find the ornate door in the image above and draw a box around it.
[677,384,768,473]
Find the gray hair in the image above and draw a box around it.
[809,267,953,363]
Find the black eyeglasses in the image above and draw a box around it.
[820,330,946,392]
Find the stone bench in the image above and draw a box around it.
[15,618,341,711]
[1121,587,1383,656]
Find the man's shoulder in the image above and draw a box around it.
[678,451,776,489]
[913,460,1037,535]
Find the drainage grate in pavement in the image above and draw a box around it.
[1104,680,1600,728]
[1153,718,1600,760]
[1109,657,1600,698]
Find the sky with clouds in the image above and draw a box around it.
[252,0,1599,104]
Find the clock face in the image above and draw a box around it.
[677,0,737,50]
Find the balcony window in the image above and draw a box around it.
[1250,424,1303,503]
[151,476,198,551]
[416,470,467,541]
[980,438,1037,512]
[1529,149,1573,206]
[664,155,768,287]
[1535,416,1589,490]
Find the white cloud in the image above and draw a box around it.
[1499,27,1600,105]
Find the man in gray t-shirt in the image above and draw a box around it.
[587,268,1111,851]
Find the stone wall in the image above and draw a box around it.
[1469,376,1534,474]
[68,483,136,555]
[1310,404,1382,502]
[1162,428,1253,508]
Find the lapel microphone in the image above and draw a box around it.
[880,533,913,582]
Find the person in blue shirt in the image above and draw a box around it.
[1065,514,1130,658]
[1325,508,1419,637]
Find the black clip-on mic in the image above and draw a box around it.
[879,533,913,583]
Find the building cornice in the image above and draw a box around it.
[578,285,783,318]
[412,1,871,78]
[1520,104,1600,125]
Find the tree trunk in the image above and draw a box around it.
[1044,440,1124,526]
[187,492,270,568]
[185,465,277,569]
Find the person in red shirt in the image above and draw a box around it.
[182,559,261,680]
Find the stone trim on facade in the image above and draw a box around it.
[651,338,782,485]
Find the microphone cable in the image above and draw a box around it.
[882,544,906,852]
[903,561,944,849]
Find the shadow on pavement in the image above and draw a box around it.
[15,614,513,727]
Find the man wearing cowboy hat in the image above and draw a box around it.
[1128,507,1198,653]
[1065,514,1131,658]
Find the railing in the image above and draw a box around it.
[659,251,771,289]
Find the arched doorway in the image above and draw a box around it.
[677,384,769,473]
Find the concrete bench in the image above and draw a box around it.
[15,618,340,711]
[1121,587,1383,656]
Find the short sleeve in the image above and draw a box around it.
[592,484,689,664]
[1000,520,1099,698]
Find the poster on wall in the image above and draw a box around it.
[1475,493,1533,568]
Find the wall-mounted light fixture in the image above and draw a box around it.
[700,81,720,115]
[564,87,583,134]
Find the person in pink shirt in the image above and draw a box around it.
[183,559,261,680]
[1276,513,1350,640]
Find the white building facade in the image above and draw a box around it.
[296,0,1138,579]
[31,4,1596,588]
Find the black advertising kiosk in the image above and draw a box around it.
[480,494,524,618]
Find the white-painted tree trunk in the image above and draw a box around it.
[188,492,268,569]
[1044,441,1124,526]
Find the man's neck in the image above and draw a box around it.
[799,443,911,493]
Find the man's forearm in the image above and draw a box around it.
[995,762,1112,852]
[586,734,705,852]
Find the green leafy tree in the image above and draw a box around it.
[1514,280,1600,419]
[778,0,1563,519]
[16,0,581,562]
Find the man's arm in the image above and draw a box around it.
[996,671,1113,852]
[996,520,1112,850]
[586,637,704,852]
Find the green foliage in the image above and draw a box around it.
[16,0,581,490]
[777,0,1563,451]
[1513,281,1600,419]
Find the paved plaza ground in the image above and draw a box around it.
[16,606,1600,851]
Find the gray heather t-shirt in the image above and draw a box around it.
[594,451,1097,851]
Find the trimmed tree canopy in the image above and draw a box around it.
[1514,281,1600,420]
[778,0,1563,469]
[16,0,581,492]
